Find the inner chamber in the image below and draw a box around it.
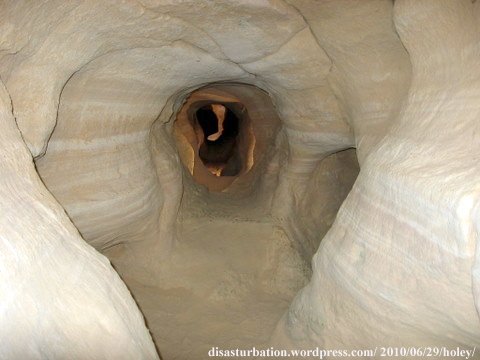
[174,83,279,193]
[196,103,241,177]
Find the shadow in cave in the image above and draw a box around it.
[196,104,242,177]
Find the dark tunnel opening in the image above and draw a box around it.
[196,104,242,177]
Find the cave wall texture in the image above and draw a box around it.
[0,0,479,358]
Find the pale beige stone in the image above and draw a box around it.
[0,0,479,359]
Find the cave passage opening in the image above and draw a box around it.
[32,71,362,359]
[173,83,271,193]
[196,103,241,177]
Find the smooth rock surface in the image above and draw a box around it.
[0,0,479,359]
[0,80,157,359]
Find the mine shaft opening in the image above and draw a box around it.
[196,103,241,177]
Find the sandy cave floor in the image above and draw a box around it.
[104,216,309,360]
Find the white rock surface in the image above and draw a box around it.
[273,0,480,350]
[0,0,479,358]
[0,81,157,358]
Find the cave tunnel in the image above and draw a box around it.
[195,103,241,177]
[1,1,480,359]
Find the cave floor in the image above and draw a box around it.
[105,217,308,360]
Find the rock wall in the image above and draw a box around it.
[273,0,480,349]
[0,0,478,358]
[0,80,157,358]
